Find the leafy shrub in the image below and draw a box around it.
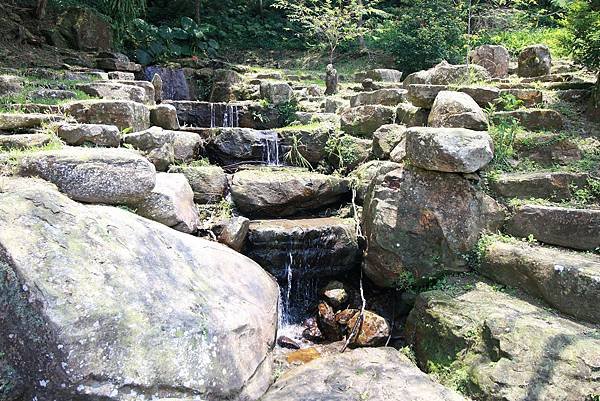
[472,26,571,58]
[565,0,600,70]
[488,116,523,169]
[368,0,466,73]
[124,17,219,65]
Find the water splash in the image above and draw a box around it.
[210,103,240,128]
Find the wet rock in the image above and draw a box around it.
[208,127,281,165]
[479,240,600,323]
[363,166,503,286]
[123,126,203,165]
[365,69,403,82]
[493,109,563,131]
[260,81,294,105]
[168,165,228,204]
[0,113,61,131]
[321,281,349,310]
[406,84,447,108]
[489,171,589,201]
[518,44,552,77]
[262,348,466,401]
[405,127,493,173]
[0,134,51,150]
[506,204,600,251]
[406,278,600,401]
[302,320,324,343]
[65,100,150,132]
[340,105,395,137]
[318,302,342,341]
[216,216,250,252]
[243,217,359,278]
[347,310,390,347]
[150,104,180,130]
[0,177,278,401]
[396,103,429,126]
[428,91,488,130]
[372,124,407,159]
[133,172,200,233]
[403,60,490,86]
[470,44,510,77]
[349,160,402,204]
[350,89,407,107]
[230,169,350,218]
[57,123,121,147]
[277,336,301,350]
[18,147,156,204]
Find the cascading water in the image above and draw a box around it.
[260,130,281,166]
[210,103,240,128]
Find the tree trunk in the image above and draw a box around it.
[35,0,47,20]
[588,72,600,120]
[194,0,201,24]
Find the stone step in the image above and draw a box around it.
[513,132,581,165]
[406,277,600,401]
[242,217,359,279]
[489,171,590,201]
[76,81,155,105]
[0,113,62,131]
[506,204,600,250]
[0,133,52,150]
[64,99,150,132]
[349,88,407,107]
[230,168,350,218]
[493,109,564,131]
[479,239,600,323]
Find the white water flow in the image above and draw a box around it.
[261,130,280,166]
[210,103,216,128]
[222,104,239,128]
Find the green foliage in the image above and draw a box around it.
[496,93,524,111]
[283,134,313,169]
[565,0,600,70]
[472,27,571,58]
[487,114,524,169]
[368,0,466,73]
[394,271,416,291]
[124,17,219,64]
[275,101,299,126]
[325,134,361,172]
[273,0,382,62]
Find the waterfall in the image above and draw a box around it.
[210,103,216,128]
[261,131,280,166]
[209,103,239,128]
[281,252,293,326]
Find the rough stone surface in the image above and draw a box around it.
[340,105,395,137]
[18,147,156,204]
[0,113,61,131]
[500,88,543,107]
[457,86,500,107]
[216,216,250,252]
[470,44,510,77]
[77,82,152,105]
[406,279,600,401]
[489,171,589,201]
[346,311,390,347]
[134,172,200,233]
[57,7,113,51]
[231,169,349,217]
[518,44,552,77]
[57,123,121,147]
[403,61,490,86]
[168,165,228,204]
[365,69,403,82]
[0,75,23,97]
[406,84,447,108]
[262,348,466,401]
[405,127,493,173]
[0,177,278,401]
[396,103,429,127]
[150,104,180,130]
[514,133,581,165]
[278,124,334,167]
[350,89,406,107]
[243,217,359,278]
[349,160,402,204]
[371,124,407,159]
[65,100,150,132]
[260,81,294,105]
[494,109,564,131]
[428,91,488,130]
[123,126,203,165]
[480,240,600,323]
[0,134,51,150]
[363,166,503,286]
[208,128,282,165]
[506,204,600,251]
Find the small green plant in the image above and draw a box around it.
[325,134,361,173]
[394,271,416,291]
[496,93,524,111]
[215,199,233,219]
[283,134,313,169]
[487,116,523,169]
[275,101,299,127]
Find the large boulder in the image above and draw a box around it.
[363,166,503,286]
[489,171,589,201]
[350,89,406,107]
[208,128,282,166]
[65,100,150,132]
[365,69,403,82]
[0,134,51,150]
[57,123,121,147]
[134,172,200,233]
[168,165,228,204]
[150,104,180,130]
[0,177,278,401]
[17,147,156,205]
[259,81,294,105]
[0,75,23,97]
[479,239,600,323]
[372,124,407,159]
[278,124,334,167]
[230,169,349,217]
[405,127,493,173]
[518,44,552,77]
[0,113,61,131]
[469,44,510,77]
[406,278,600,401]
[349,160,401,204]
[340,105,396,137]
[57,7,113,51]
[76,82,153,105]
[123,126,203,166]
[262,348,466,401]
[403,61,491,86]
[396,103,429,127]
[243,217,359,279]
[428,91,488,130]
[406,84,447,108]
[505,204,600,251]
